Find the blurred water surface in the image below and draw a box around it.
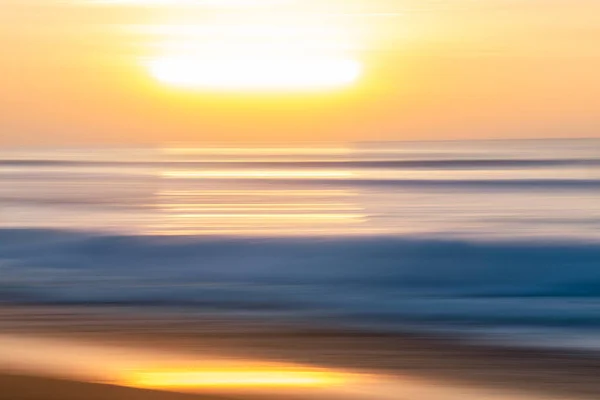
[2,139,600,351]
[2,139,600,238]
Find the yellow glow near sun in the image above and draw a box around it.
[89,0,295,6]
[126,368,346,389]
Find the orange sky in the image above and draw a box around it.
[1,0,599,146]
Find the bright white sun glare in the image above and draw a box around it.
[108,0,364,91]
[148,57,362,90]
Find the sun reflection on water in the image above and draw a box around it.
[150,145,370,235]
[162,169,355,179]
[125,367,347,389]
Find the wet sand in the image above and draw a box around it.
[1,305,599,400]
[0,373,233,400]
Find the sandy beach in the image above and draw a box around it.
[1,305,599,400]
[0,373,234,400]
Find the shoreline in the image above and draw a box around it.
[1,304,599,399]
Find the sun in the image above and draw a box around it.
[133,0,364,92]
[147,56,362,91]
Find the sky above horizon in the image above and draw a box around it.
[1,0,599,146]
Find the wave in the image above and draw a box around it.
[293,178,600,189]
[6,171,600,191]
[2,158,600,169]
[2,229,600,330]
[3,173,600,190]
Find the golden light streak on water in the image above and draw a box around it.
[164,207,363,212]
[158,189,355,197]
[170,213,366,221]
[150,145,367,235]
[161,170,355,179]
[146,228,388,236]
[125,367,347,389]
[162,201,361,209]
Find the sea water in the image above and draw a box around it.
[1,139,600,350]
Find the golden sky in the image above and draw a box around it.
[1,0,599,145]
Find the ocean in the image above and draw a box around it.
[2,139,600,351]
